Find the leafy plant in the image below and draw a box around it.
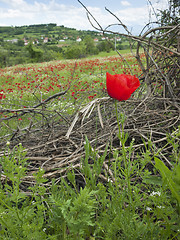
[0,143,49,239]
[49,178,97,239]
[154,157,180,212]
[0,125,179,239]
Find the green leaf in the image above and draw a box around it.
[143,175,162,185]
[154,157,180,204]
[172,164,180,187]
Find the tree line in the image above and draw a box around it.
[0,36,119,67]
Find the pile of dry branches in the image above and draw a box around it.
[0,3,179,190]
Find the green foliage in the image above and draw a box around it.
[64,43,86,59]
[49,183,97,239]
[97,40,114,53]
[82,135,109,189]
[159,0,179,26]
[26,42,43,62]
[82,35,99,55]
[0,125,179,239]
[154,157,180,210]
[64,36,99,59]
[0,143,48,239]
[0,47,9,68]
[0,23,118,67]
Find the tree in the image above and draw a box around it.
[0,48,9,68]
[64,43,86,59]
[17,39,24,47]
[26,42,43,62]
[82,36,97,55]
[97,41,114,53]
[159,0,179,26]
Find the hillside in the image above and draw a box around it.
[0,23,111,42]
[0,23,130,68]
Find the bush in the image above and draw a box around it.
[64,43,86,59]
[97,40,114,52]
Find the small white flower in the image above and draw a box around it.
[108,178,113,183]
[146,207,152,211]
[6,141,10,146]
[150,191,161,196]
[157,206,165,209]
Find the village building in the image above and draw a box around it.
[76,37,82,42]
[43,37,48,43]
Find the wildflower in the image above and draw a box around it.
[6,141,10,146]
[157,206,165,209]
[0,93,5,99]
[106,72,140,101]
[150,191,161,196]
[146,207,152,211]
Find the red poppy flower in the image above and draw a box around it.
[106,72,140,101]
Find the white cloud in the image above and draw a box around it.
[0,0,170,34]
[121,1,131,7]
[115,7,148,25]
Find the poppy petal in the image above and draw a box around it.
[106,72,140,101]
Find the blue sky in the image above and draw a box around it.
[0,0,169,35]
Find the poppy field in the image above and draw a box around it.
[0,52,179,240]
[0,53,143,136]
[0,53,143,106]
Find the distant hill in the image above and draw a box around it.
[0,23,114,42]
[0,23,129,68]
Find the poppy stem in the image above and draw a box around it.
[114,100,133,204]
[115,100,121,139]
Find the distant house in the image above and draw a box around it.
[11,39,18,43]
[23,38,28,45]
[63,36,68,40]
[94,38,99,42]
[6,39,18,43]
[35,39,39,44]
[43,37,48,43]
[76,37,82,42]
[101,37,106,40]
[59,39,65,42]
[24,40,29,46]
[32,39,39,44]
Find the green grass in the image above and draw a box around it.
[0,124,179,239]
[94,49,131,57]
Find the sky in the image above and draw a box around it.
[0,0,169,35]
